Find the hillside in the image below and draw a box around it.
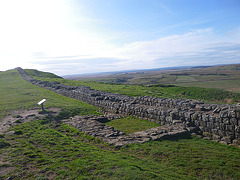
[0,69,240,179]
[65,64,240,93]
[0,70,98,119]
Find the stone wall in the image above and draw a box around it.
[63,115,188,147]
[16,67,240,146]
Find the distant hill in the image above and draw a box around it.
[64,64,240,93]
[63,65,194,79]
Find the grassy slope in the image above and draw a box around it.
[1,69,240,179]
[0,70,98,118]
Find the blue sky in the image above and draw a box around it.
[0,0,240,75]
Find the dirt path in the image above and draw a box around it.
[0,107,61,134]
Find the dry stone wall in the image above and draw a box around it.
[16,67,240,146]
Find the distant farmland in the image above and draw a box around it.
[65,64,240,93]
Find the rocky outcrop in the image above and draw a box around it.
[16,67,240,146]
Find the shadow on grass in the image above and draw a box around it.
[155,132,193,142]
[38,109,56,115]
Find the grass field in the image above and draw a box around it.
[1,69,240,179]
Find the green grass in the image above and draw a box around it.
[1,116,240,179]
[123,134,240,179]
[105,117,160,135]
[0,70,99,119]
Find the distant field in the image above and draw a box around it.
[177,78,240,93]
[67,64,240,93]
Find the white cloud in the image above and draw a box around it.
[16,27,240,75]
[104,28,240,68]
[0,0,115,71]
[113,28,214,60]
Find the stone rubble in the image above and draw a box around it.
[63,115,189,147]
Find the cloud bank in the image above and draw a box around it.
[29,28,240,75]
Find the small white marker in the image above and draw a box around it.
[38,99,46,110]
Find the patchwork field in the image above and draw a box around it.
[1,69,240,179]
[67,64,240,93]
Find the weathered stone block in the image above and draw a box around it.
[212,135,221,140]
[225,132,235,139]
[207,122,214,129]
[200,121,207,127]
[235,133,240,139]
[211,129,218,134]
[226,125,235,131]
[232,139,240,145]
[202,132,211,137]
[166,116,173,122]
[236,110,240,119]
[220,110,228,118]
[220,123,225,131]
[223,118,230,124]
[209,116,216,122]
[218,131,226,137]
[221,136,232,144]
[230,118,238,125]
[219,141,228,145]
[235,126,240,133]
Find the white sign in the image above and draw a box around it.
[38,99,46,105]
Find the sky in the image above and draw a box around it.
[0,0,240,76]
